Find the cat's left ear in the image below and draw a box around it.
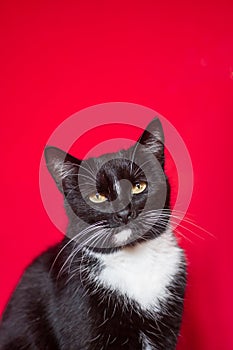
[138,118,165,166]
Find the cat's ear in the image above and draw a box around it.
[44,146,80,192]
[138,118,164,166]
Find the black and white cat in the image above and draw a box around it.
[0,118,186,350]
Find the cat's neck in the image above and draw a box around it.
[85,229,184,312]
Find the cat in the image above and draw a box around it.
[0,118,186,350]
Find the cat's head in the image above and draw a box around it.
[45,118,170,252]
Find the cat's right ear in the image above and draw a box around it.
[44,146,80,192]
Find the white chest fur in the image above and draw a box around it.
[89,230,183,311]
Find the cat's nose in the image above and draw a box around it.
[114,206,134,225]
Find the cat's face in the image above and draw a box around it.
[45,118,170,251]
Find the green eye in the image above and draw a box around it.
[132,181,147,194]
[89,193,107,203]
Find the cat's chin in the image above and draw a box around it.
[83,229,138,254]
[84,230,157,254]
[114,228,132,245]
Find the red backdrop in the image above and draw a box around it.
[1,1,233,349]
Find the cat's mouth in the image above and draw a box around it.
[111,219,148,248]
[78,211,169,252]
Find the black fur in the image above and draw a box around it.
[0,118,186,349]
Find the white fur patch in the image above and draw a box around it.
[90,229,183,311]
[141,332,153,350]
[115,229,132,244]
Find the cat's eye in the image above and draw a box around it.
[132,181,147,194]
[89,192,107,203]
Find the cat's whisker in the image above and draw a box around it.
[161,208,214,236]
[101,229,113,250]
[76,230,111,286]
[79,161,97,179]
[76,249,86,286]
[57,232,100,279]
[174,217,215,238]
[77,173,96,183]
[65,224,110,275]
[150,219,193,244]
[173,228,195,244]
[138,210,209,243]
[132,159,152,177]
[140,208,214,240]
[68,162,97,181]
[159,215,210,240]
[52,222,106,278]
[49,233,81,275]
[65,180,95,198]
[76,181,95,188]
[156,217,205,241]
[64,227,103,261]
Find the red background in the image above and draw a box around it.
[1,1,233,349]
